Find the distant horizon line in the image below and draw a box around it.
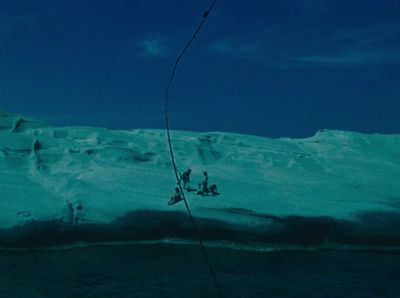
[1,108,399,140]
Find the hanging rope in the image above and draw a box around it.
[164,1,223,297]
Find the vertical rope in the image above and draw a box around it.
[164,1,223,297]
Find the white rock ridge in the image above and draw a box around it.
[0,110,399,247]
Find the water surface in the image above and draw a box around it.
[1,243,399,297]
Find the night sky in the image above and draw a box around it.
[1,0,399,137]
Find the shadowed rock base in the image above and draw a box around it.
[1,210,400,249]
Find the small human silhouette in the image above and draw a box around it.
[181,168,192,190]
[168,187,183,206]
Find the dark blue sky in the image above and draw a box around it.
[1,0,399,137]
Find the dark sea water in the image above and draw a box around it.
[0,243,399,298]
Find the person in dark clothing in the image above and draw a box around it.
[202,171,209,194]
[168,187,183,206]
[196,171,219,196]
[209,184,218,195]
[181,168,192,190]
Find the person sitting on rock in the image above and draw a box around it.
[209,184,218,195]
[168,187,183,206]
[197,172,219,196]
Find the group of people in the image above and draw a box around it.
[181,168,218,195]
[168,168,219,206]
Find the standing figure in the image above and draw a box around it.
[181,168,192,190]
[202,171,209,194]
